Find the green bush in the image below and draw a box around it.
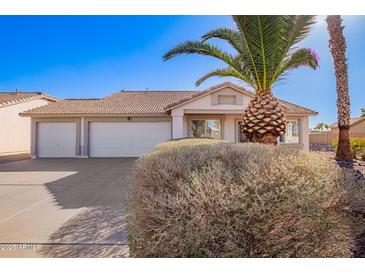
[332,137,365,159]
[128,143,365,257]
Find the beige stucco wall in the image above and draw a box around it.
[224,115,240,142]
[0,99,50,155]
[351,120,365,136]
[309,131,337,145]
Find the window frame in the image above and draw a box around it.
[189,118,223,139]
[279,118,301,145]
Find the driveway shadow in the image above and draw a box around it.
[0,158,136,257]
[38,205,130,257]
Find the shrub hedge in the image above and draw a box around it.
[128,142,365,257]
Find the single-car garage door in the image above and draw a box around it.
[37,122,77,158]
[88,121,171,157]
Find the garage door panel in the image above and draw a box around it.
[37,122,77,158]
[89,122,171,157]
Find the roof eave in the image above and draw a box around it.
[20,112,170,118]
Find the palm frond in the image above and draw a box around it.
[163,15,318,91]
[275,48,319,81]
[232,16,263,90]
[162,41,240,70]
[233,16,285,91]
[163,40,256,87]
[269,16,317,86]
[201,27,243,53]
[195,67,256,87]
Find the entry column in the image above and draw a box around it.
[78,117,88,158]
[172,111,184,139]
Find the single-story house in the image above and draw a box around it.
[20,82,317,158]
[0,91,58,155]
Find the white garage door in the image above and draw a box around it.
[89,122,171,157]
[37,122,77,158]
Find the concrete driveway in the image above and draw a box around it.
[0,158,136,258]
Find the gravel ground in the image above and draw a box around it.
[312,151,365,180]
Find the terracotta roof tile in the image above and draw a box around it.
[20,83,317,116]
[22,91,195,115]
[0,92,58,108]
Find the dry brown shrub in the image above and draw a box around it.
[128,142,365,257]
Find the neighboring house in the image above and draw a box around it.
[310,116,365,147]
[20,82,317,158]
[0,91,58,155]
[329,116,365,138]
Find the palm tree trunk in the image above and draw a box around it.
[326,15,353,162]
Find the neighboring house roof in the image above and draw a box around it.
[20,82,317,116]
[0,91,58,108]
[330,116,365,128]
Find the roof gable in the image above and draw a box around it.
[164,82,253,111]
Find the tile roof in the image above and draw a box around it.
[20,83,317,116]
[0,91,58,108]
[22,91,194,115]
[276,98,318,115]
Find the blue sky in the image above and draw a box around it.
[0,15,364,127]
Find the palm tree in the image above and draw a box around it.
[326,16,352,161]
[361,108,365,117]
[163,16,319,144]
[314,122,329,131]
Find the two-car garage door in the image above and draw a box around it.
[88,122,171,157]
[36,121,171,158]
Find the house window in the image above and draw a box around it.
[218,95,236,105]
[280,119,300,144]
[190,119,221,139]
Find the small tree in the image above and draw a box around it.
[314,122,329,131]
